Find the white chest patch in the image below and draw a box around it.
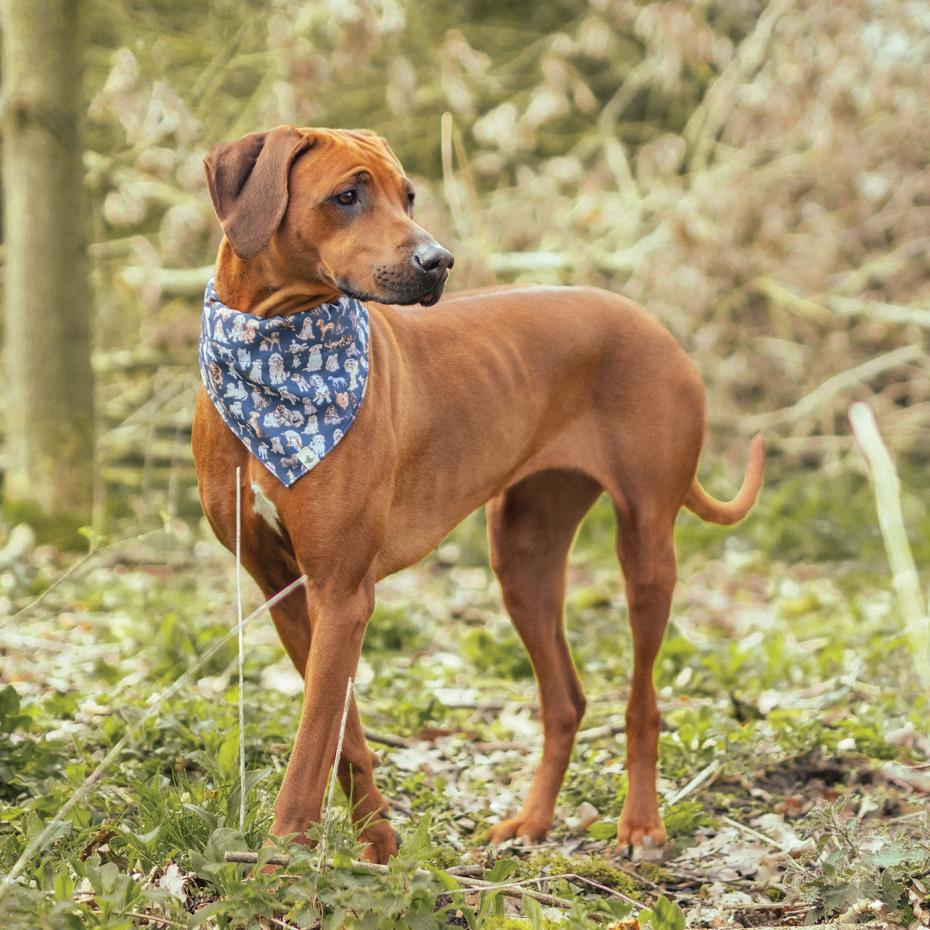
[251,482,283,536]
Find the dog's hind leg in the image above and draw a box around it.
[614,509,676,860]
[486,468,601,843]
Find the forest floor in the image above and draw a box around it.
[1,468,929,929]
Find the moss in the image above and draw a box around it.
[523,852,646,901]
[635,861,675,886]
[427,845,461,870]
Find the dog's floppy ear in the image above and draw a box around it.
[203,125,312,260]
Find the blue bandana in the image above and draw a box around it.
[198,279,370,486]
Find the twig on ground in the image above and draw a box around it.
[666,759,721,805]
[559,873,643,910]
[226,851,289,865]
[224,852,478,877]
[121,912,188,929]
[363,729,415,749]
[720,816,811,875]
[877,762,930,794]
[444,872,600,909]
[577,722,625,743]
[223,852,618,914]
[440,698,510,711]
[707,900,811,911]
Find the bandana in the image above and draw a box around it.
[198,278,370,486]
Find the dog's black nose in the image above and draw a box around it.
[413,240,454,273]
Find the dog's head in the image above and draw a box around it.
[204,125,453,307]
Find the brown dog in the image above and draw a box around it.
[192,125,764,864]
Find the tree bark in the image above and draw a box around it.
[1,0,94,518]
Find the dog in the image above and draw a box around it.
[192,125,764,865]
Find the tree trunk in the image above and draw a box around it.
[1,0,94,519]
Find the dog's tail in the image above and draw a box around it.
[684,434,765,526]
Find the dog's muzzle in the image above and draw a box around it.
[412,239,454,307]
[364,238,454,306]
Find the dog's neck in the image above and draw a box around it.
[213,240,343,318]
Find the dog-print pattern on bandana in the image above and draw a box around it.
[199,278,369,486]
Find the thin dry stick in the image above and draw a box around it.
[708,900,811,911]
[119,912,188,929]
[224,852,478,878]
[720,816,810,875]
[440,112,470,243]
[849,402,930,685]
[666,759,721,805]
[560,873,643,910]
[317,677,354,870]
[0,575,308,897]
[223,853,591,913]
[236,466,246,833]
[362,728,414,749]
[747,344,922,430]
[0,526,167,630]
[577,722,625,743]
[684,0,795,172]
[442,871,632,911]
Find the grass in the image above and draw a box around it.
[0,464,928,928]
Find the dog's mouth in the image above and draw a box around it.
[417,270,448,307]
[340,270,449,307]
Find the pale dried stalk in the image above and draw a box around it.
[684,0,796,172]
[747,344,922,430]
[0,526,168,631]
[849,402,930,685]
[223,852,623,913]
[720,816,810,876]
[440,111,469,242]
[317,676,354,870]
[236,466,246,833]
[666,759,721,805]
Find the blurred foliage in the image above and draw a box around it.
[74,0,928,507]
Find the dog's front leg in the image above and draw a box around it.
[270,583,374,845]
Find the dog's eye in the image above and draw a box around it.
[334,190,358,206]
[406,191,415,212]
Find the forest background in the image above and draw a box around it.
[0,1,928,928]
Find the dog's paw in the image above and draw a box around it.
[359,820,400,865]
[616,818,667,862]
[488,811,552,845]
